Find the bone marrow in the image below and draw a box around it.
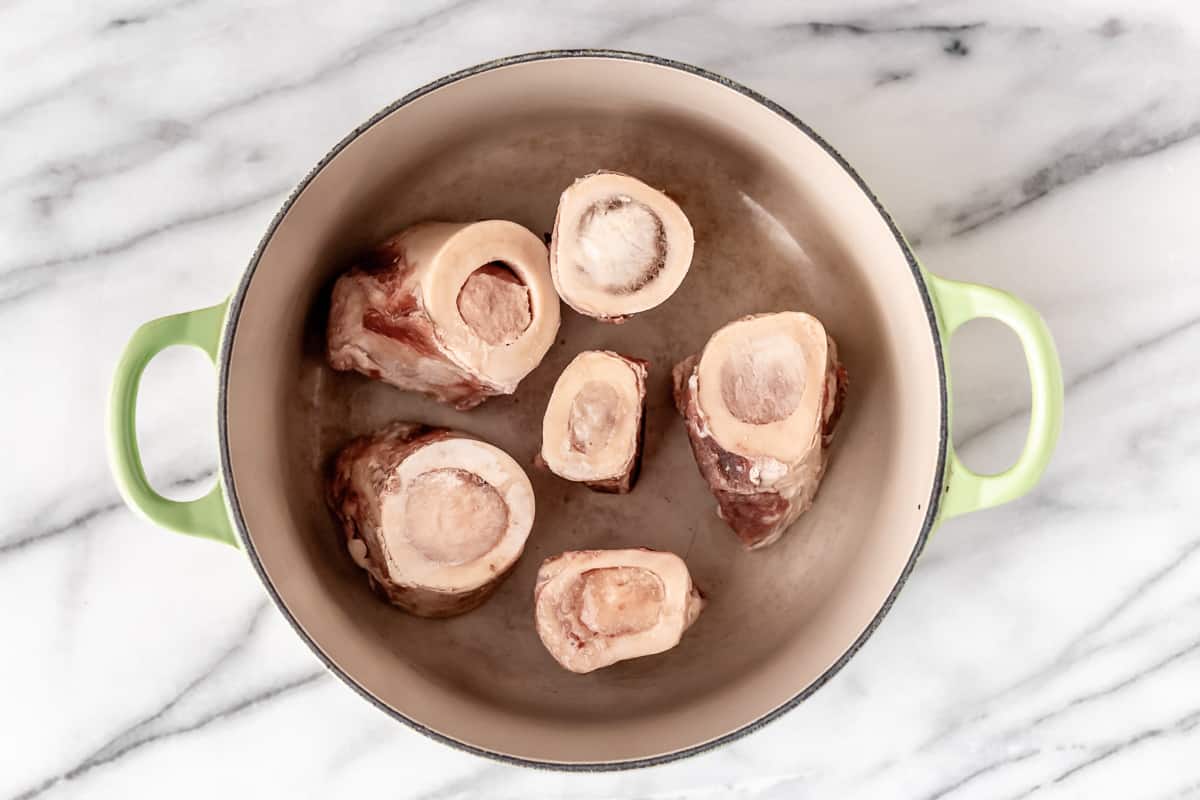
[673,312,848,550]
[550,171,693,322]
[327,221,561,409]
[456,262,532,346]
[534,548,704,673]
[327,421,536,617]
[539,350,648,494]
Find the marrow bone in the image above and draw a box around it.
[534,548,704,673]
[328,221,560,409]
[327,422,536,617]
[673,312,848,549]
[539,350,648,494]
[550,171,694,322]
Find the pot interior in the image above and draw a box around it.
[223,55,943,765]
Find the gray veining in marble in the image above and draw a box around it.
[2,0,1199,797]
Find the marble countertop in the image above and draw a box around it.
[4,0,1199,797]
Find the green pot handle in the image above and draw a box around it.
[926,273,1064,521]
[107,301,238,547]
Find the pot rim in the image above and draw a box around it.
[216,48,948,771]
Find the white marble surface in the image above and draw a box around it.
[3,0,1199,797]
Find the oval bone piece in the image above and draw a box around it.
[326,422,536,617]
[673,312,848,550]
[327,221,561,409]
[534,549,704,673]
[550,171,694,322]
[539,350,648,494]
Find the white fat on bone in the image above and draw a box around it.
[327,220,560,410]
[550,171,694,321]
[534,549,704,673]
[327,422,535,618]
[539,350,648,493]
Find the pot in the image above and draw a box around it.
[107,50,1063,769]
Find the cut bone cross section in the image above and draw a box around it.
[539,350,648,494]
[673,312,848,550]
[534,549,704,673]
[550,171,694,322]
[327,221,561,410]
[326,422,536,617]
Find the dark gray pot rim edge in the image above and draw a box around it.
[216,48,947,773]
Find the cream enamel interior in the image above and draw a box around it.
[223,55,943,765]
